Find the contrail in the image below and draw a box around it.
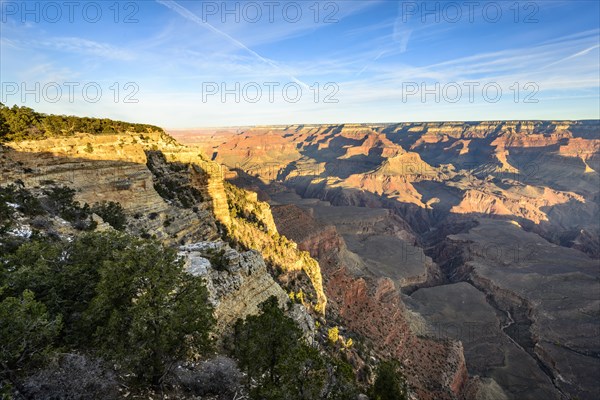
[542,44,600,70]
[156,0,309,89]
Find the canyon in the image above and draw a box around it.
[1,119,597,399]
[172,121,600,400]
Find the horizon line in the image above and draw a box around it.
[166,118,600,131]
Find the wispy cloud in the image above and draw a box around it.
[392,0,414,53]
[3,37,134,60]
[156,0,309,88]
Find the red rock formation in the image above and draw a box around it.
[272,204,472,399]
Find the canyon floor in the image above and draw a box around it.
[172,121,600,400]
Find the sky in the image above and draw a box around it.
[1,0,599,128]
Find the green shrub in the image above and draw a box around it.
[91,201,127,231]
[4,235,118,341]
[145,151,203,209]
[369,360,408,400]
[2,232,215,386]
[232,296,357,400]
[0,184,44,218]
[0,290,62,375]
[43,186,95,230]
[84,234,214,384]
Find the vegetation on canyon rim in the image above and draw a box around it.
[0,107,409,399]
[0,103,163,142]
[0,232,405,399]
[0,231,214,393]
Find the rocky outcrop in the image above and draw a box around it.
[178,241,292,335]
[221,183,327,313]
[326,268,470,400]
[0,131,321,342]
[1,135,214,243]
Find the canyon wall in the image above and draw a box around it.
[173,120,600,400]
[0,131,324,336]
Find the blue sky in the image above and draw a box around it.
[1,0,599,127]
